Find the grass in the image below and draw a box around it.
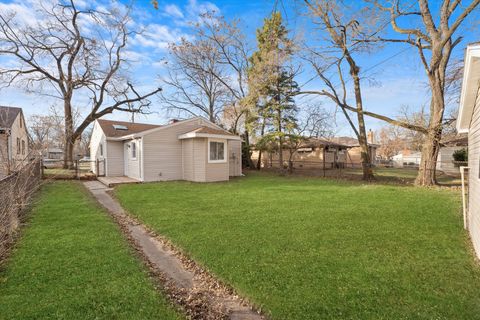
[0,181,182,320]
[116,172,480,320]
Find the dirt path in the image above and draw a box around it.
[84,181,264,320]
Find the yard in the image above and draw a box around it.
[0,182,181,320]
[116,172,480,319]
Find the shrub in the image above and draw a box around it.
[452,148,468,162]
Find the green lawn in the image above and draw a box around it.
[116,172,480,320]
[0,181,182,320]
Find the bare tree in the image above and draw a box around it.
[0,0,161,168]
[301,0,376,180]
[354,0,480,185]
[161,35,232,123]
[284,104,333,172]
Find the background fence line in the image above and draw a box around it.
[0,159,42,261]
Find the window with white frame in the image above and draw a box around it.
[99,143,103,156]
[131,141,137,159]
[209,140,226,163]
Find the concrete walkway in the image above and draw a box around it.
[84,181,263,320]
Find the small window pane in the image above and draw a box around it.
[100,144,103,156]
[217,142,224,160]
[131,142,137,158]
[209,141,225,161]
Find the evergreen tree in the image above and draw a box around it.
[247,12,299,170]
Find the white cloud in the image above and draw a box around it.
[131,24,188,51]
[186,0,219,16]
[165,4,184,19]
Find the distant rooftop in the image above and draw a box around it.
[0,106,22,129]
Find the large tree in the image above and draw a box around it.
[0,0,161,168]
[247,12,299,171]
[331,0,479,185]
[302,0,376,180]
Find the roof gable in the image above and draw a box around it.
[0,106,22,129]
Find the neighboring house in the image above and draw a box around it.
[392,150,422,168]
[252,135,379,170]
[328,135,379,167]
[0,106,30,177]
[437,135,468,174]
[457,43,480,259]
[45,147,64,160]
[89,117,242,182]
[392,136,468,172]
[252,138,350,169]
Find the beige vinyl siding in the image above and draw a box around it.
[468,86,480,258]
[205,138,229,182]
[143,119,219,182]
[182,139,194,181]
[228,140,242,176]
[193,138,207,181]
[106,141,124,176]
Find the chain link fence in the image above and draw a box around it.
[0,159,42,261]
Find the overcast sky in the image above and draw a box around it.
[0,0,477,136]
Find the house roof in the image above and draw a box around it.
[457,43,480,132]
[302,138,350,149]
[0,106,22,129]
[328,136,380,148]
[178,125,241,140]
[97,119,161,138]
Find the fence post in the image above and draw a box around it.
[75,160,79,179]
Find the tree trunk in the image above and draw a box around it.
[63,100,75,169]
[277,109,283,171]
[350,64,374,180]
[256,118,266,170]
[415,79,445,186]
[243,129,255,169]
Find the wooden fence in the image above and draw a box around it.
[0,159,42,261]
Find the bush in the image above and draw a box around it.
[452,148,468,162]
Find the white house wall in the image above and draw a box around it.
[468,86,480,258]
[89,121,106,174]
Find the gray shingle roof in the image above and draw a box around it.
[0,106,22,128]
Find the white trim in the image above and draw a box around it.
[457,44,480,132]
[208,138,227,163]
[178,132,241,140]
[140,138,144,182]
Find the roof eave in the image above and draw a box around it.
[178,132,241,140]
[457,44,480,132]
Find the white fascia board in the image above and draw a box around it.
[178,132,241,140]
[457,44,480,132]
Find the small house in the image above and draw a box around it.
[89,116,242,182]
[0,106,30,177]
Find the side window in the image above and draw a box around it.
[16,137,20,154]
[99,143,103,156]
[131,141,137,159]
[21,140,25,155]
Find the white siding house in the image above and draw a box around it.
[457,43,480,259]
[90,117,242,183]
